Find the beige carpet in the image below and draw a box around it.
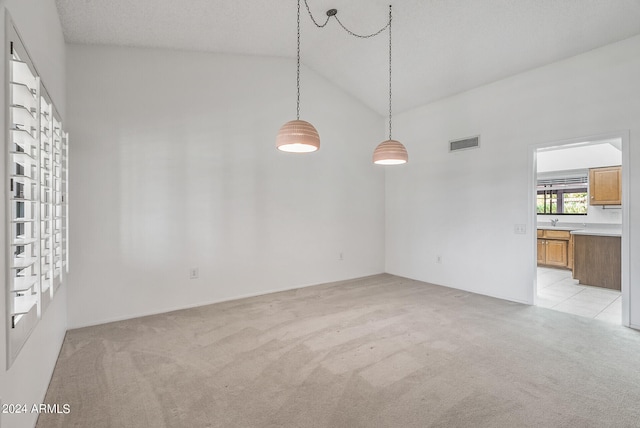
[37,274,640,427]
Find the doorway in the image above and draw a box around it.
[529,132,629,326]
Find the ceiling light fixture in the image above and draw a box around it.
[278,2,407,165]
[373,6,408,165]
[276,0,320,153]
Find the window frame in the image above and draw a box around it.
[537,186,588,215]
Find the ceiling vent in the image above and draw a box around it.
[450,135,480,152]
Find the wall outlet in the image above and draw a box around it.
[436,255,442,264]
[189,267,199,279]
[339,252,344,261]
[514,224,526,234]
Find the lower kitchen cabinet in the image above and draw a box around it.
[537,229,573,269]
[545,239,568,267]
[573,234,621,290]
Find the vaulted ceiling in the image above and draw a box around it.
[56,0,640,116]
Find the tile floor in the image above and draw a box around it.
[537,266,621,324]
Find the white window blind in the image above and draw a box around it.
[6,19,69,365]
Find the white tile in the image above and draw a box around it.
[594,311,621,324]
[556,277,581,286]
[537,269,572,288]
[540,284,583,300]
[536,296,562,308]
[537,277,557,289]
[552,302,601,318]
[570,292,618,307]
[579,286,621,299]
[598,297,622,315]
[535,267,622,322]
[537,290,567,304]
[564,298,609,312]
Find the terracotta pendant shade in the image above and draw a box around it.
[276,119,320,153]
[373,139,408,165]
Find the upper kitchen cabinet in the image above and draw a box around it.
[589,166,621,205]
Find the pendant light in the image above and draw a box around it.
[373,6,408,165]
[276,0,320,153]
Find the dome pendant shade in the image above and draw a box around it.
[372,6,408,165]
[373,139,408,165]
[276,119,320,153]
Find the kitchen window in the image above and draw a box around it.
[537,175,588,215]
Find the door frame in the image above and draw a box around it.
[528,131,630,327]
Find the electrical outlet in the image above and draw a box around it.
[339,252,344,261]
[436,255,442,264]
[189,268,199,279]
[514,224,526,234]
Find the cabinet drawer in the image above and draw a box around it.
[544,230,570,240]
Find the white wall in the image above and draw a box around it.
[0,1,67,428]
[385,35,640,326]
[66,44,385,328]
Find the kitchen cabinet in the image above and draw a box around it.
[537,229,573,269]
[589,166,621,205]
[537,238,546,264]
[573,234,621,290]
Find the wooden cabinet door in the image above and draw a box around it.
[545,240,568,267]
[573,235,621,290]
[589,166,622,205]
[537,239,546,264]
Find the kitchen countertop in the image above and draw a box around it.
[570,228,621,237]
[537,226,581,231]
[537,223,621,237]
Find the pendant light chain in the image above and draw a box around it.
[304,0,331,28]
[335,14,390,38]
[296,0,301,120]
[302,0,391,37]
[300,1,394,138]
[388,5,392,140]
[275,0,320,153]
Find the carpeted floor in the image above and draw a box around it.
[37,274,640,427]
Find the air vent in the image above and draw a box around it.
[450,136,480,152]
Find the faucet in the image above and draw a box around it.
[550,218,559,227]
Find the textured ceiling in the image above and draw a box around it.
[56,0,640,116]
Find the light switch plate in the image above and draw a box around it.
[514,224,526,234]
